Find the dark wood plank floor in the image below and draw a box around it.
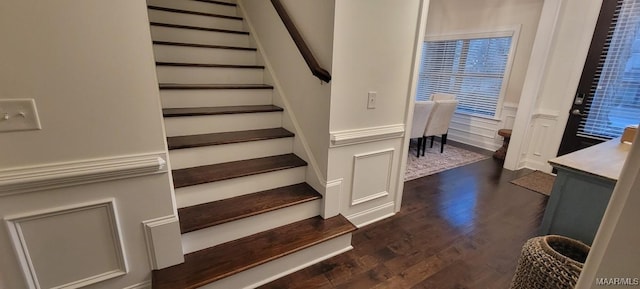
[259,155,548,289]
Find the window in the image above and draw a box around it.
[579,0,640,139]
[416,31,517,118]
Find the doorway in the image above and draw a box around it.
[558,0,640,156]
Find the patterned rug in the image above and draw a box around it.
[510,170,556,196]
[404,140,490,181]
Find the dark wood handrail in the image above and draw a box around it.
[270,0,332,83]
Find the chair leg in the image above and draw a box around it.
[440,133,448,153]
[416,138,422,157]
[430,136,434,148]
[422,136,426,156]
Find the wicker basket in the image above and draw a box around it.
[510,235,591,289]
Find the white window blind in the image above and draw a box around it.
[416,35,513,117]
[580,0,640,139]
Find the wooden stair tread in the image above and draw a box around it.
[178,183,321,233]
[147,5,242,20]
[172,154,306,188]
[150,22,248,35]
[168,128,294,150]
[152,215,356,289]
[193,0,237,6]
[156,62,264,69]
[159,83,272,90]
[153,41,256,51]
[163,105,282,117]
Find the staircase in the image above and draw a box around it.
[146,0,356,288]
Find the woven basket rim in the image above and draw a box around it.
[541,235,590,268]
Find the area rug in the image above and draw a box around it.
[510,170,556,196]
[404,141,490,181]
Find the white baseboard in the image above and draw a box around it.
[123,281,151,289]
[346,202,395,228]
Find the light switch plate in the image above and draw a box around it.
[0,99,42,132]
[367,92,377,109]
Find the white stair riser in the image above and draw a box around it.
[199,234,353,289]
[147,0,238,16]
[154,44,257,65]
[148,10,244,31]
[156,66,263,84]
[170,138,293,169]
[164,112,282,137]
[175,167,306,208]
[160,89,272,108]
[151,26,249,47]
[182,200,320,254]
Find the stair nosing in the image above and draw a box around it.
[163,105,283,117]
[150,22,249,35]
[153,41,257,51]
[156,62,264,69]
[168,128,294,150]
[178,183,321,233]
[159,83,273,90]
[193,0,238,7]
[172,154,307,188]
[152,215,356,289]
[148,5,243,20]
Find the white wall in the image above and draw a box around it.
[505,0,604,172]
[426,0,543,105]
[328,0,427,226]
[424,0,544,151]
[280,0,335,71]
[0,1,178,288]
[0,1,167,168]
[238,0,334,195]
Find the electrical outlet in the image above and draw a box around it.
[0,99,42,132]
[367,92,377,109]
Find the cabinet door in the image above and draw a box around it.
[540,169,614,245]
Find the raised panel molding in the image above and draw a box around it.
[4,199,128,289]
[330,124,405,147]
[0,152,168,196]
[350,149,394,206]
[143,215,184,270]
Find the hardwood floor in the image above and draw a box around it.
[259,157,548,289]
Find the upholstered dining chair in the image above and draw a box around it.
[430,93,457,101]
[410,101,435,157]
[423,99,458,155]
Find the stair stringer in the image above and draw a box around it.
[236,1,337,218]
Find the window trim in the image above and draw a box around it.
[423,25,521,120]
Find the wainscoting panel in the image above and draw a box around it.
[5,199,128,289]
[350,149,394,206]
[521,112,561,171]
[328,133,403,227]
[447,103,518,151]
